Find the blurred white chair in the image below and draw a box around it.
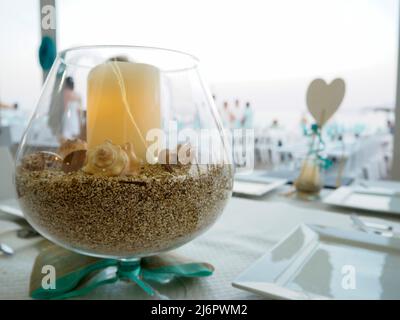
[0,146,16,200]
[0,126,11,147]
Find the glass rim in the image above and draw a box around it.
[58,45,200,71]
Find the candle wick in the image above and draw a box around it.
[109,62,148,149]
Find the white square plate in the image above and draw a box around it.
[0,198,23,218]
[233,224,400,299]
[233,178,287,197]
[323,182,400,215]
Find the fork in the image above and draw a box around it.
[351,214,397,237]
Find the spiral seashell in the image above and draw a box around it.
[157,144,195,173]
[58,139,87,159]
[83,140,128,176]
[157,148,178,173]
[122,142,142,175]
[62,150,87,173]
[177,143,195,165]
[158,149,178,165]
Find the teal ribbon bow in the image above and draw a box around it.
[31,258,214,300]
[305,124,333,170]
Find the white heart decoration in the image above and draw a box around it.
[306,78,346,127]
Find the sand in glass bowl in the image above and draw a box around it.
[15,46,233,259]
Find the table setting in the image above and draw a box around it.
[1,45,400,301]
[3,176,400,299]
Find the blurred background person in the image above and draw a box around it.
[233,99,242,128]
[62,76,82,140]
[48,75,82,142]
[220,101,236,128]
[241,101,253,129]
[0,101,18,110]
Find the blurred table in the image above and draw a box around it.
[254,133,392,180]
[2,184,400,299]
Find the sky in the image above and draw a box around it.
[57,0,398,80]
[0,0,398,113]
[0,0,42,111]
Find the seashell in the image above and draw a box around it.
[62,150,87,173]
[158,149,178,165]
[177,143,195,165]
[58,139,87,159]
[157,145,195,173]
[21,151,63,171]
[158,148,178,173]
[122,142,142,175]
[83,140,128,176]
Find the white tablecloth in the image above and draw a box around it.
[2,187,400,299]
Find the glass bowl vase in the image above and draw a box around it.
[15,45,233,260]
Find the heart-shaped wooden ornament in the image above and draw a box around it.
[306,78,345,127]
